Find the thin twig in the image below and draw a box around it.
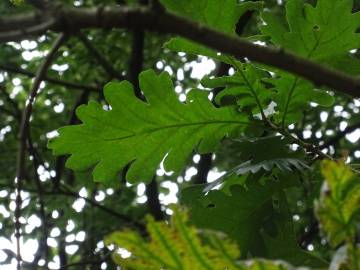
[77,31,124,80]
[268,121,333,160]
[27,133,49,266]
[0,18,55,43]
[48,186,145,231]
[26,0,48,10]
[15,33,67,270]
[0,63,99,92]
[320,122,360,149]
[58,252,111,269]
[0,84,22,118]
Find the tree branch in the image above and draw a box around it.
[145,176,164,220]
[0,18,55,42]
[194,63,230,185]
[0,6,355,97]
[15,33,67,270]
[27,134,49,267]
[320,122,360,149]
[43,7,360,97]
[0,84,22,118]
[126,2,164,220]
[55,186,145,231]
[26,0,48,10]
[76,31,124,80]
[0,63,99,92]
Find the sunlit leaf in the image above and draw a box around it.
[48,69,248,183]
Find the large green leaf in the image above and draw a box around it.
[263,75,334,124]
[261,0,360,68]
[182,180,325,267]
[162,0,262,62]
[182,180,279,257]
[48,69,248,183]
[315,160,360,247]
[260,0,360,124]
[205,136,308,190]
[262,192,327,268]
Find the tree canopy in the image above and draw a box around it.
[0,0,359,269]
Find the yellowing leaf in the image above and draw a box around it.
[105,207,308,270]
[315,160,360,247]
[105,207,241,270]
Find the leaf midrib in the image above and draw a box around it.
[104,120,247,142]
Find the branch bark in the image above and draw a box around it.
[15,33,67,270]
[0,6,357,97]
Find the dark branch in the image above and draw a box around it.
[15,33,67,270]
[194,153,212,184]
[320,122,360,149]
[0,18,55,42]
[27,134,49,266]
[0,63,99,92]
[26,0,48,10]
[44,7,360,97]
[145,177,164,220]
[0,7,359,97]
[76,31,124,80]
[57,187,145,230]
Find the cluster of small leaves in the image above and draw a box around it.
[315,161,360,269]
[316,160,360,247]
[10,0,24,5]
[106,207,307,270]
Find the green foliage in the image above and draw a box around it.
[260,0,360,124]
[105,207,241,270]
[182,179,326,268]
[315,160,360,269]
[228,136,308,175]
[315,160,360,247]
[201,63,272,113]
[263,75,334,124]
[182,180,279,256]
[162,0,262,63]
[49,69,248,183]
[261,0,360,73]
[106,207,309,270]
[9,0,23,5]
[205,136,308,190]
[1,0,359,268]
